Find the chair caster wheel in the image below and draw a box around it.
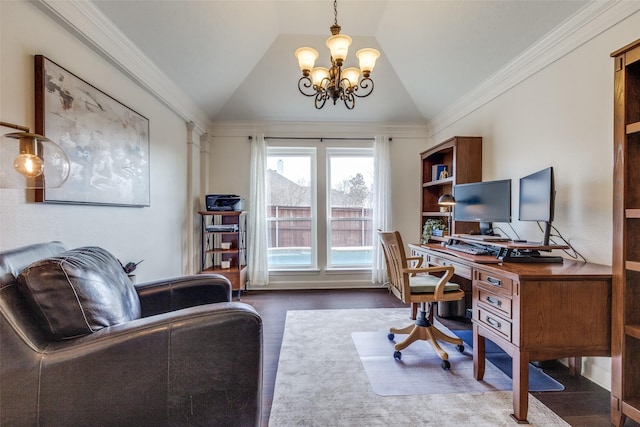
[387,333,394,341]
[441,360,451,370]
[456,344,465,353]
[393,350,402,361]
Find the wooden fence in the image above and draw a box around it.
[268,206,373,248]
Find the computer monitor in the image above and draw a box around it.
[519,166,555,245]
[453,179,512,235]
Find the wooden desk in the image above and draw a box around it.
[410,243,612,424]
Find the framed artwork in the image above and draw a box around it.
[34,55,150,207]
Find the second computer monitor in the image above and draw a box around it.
[453,179,512,235]
[519,166,555,245]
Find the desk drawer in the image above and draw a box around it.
[477,289,512,318]
[429,255,472,280]
[478,308,512,341]
[475,270,513,295]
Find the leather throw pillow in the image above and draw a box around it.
[17,246,141,340]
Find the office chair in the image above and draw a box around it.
[378,230,465,369]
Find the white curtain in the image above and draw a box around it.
[372,135,392,284]
[248,134,269,286]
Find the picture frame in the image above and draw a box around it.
[34,55,150,207]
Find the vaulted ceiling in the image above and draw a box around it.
[54,1,596,127]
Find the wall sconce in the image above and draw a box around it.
[0,121,70,189]
[438,194,456,235]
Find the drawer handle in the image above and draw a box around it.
[486,276,502,287]
[486,295,502,307]
[486,316,502,329]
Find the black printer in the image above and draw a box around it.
[205,194,245,211]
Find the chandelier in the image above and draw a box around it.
[294,0,381,110]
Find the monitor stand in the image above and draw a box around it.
[479,221,495,236]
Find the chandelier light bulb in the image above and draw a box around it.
[311,67,330,87]
[13,153,44,178]
[341,67,360,88]
[356,48,380,76]
[295,47,319,75]
[326,34,352,65]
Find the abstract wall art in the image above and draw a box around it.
[34,55,150,207]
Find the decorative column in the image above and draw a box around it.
[185,121,199,275]
[200,132,211,196]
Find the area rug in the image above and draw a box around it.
[269,308,569,426]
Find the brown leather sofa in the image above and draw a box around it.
[0,241,262,426]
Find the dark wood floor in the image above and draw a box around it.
[240,288,636,427]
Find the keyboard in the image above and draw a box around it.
[454,234,511,242]
[445,243,491,256]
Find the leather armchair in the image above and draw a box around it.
[0,241,262,426]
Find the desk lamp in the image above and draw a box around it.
[438,194,456,235]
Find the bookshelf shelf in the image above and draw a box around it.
[626,261,640,272]
[423,177,454,187]
[626,209,640,218]
[627,121,640,134]
[625,324,640,340]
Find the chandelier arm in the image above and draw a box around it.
[339,76,351,92]
[352,77,375,98]
[342,91,355,109]
[298,76,318,97]
[315,91,328,109]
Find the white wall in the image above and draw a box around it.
[0,1,195,282]
[428,9,640,391]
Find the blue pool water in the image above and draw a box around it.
[268,248,372,267]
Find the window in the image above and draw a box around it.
[266,144,373,271]
[327,148,373,268]
[266,147,316,270]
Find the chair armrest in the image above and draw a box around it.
[405,255,424,270]
[40,302,262,426]
[135,274,232,317]
[403,265,455,299]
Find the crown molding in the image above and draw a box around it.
[209,120,430,140]
[35,0,211,134]
[427,0,640,137]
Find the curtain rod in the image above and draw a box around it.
[247,136,391,142]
